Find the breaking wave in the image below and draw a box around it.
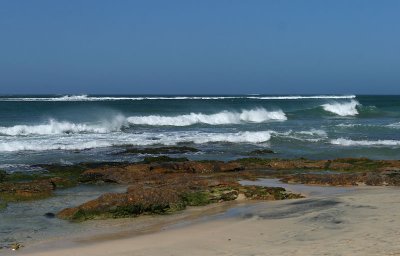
[126,108,287,126]
[0,108,286,136]
[321,100,360,116]
[330,138,400,147]
[0,116,126,136]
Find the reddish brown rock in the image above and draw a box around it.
[0,179,56,201]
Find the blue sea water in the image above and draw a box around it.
[0,94,399,171]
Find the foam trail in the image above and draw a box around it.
[0,130,274,152]
[126,108,287,126]
[331,138,400,146]
[0,95,356,101]
[0,129,329,152]
[0,116,126,136]
[0,140,114,152]
[321,100,360,116]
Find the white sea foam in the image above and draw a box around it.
[0,130,275,152]
[0,128,328,152]
[0,109,285,136]
[0,140,114,152]
[331,138,400,146]
[126,108,287,126]
[273,129,328,142]
[321,100,360,116]
[0,116,126,136]
[0,95,356,101]
[248,95,356,100]
[387,122,400,129]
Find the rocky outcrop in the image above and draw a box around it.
[1,179,52,201]
[0,177,71,202]
[231,157,400,172]
[280,170,400,186]
[79,161,244,184]
[58,178,302,221]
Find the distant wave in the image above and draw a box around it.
[126,108,287,126]
[331,138,400,146]
[0,95,356,101]
[247,95,356,100]
[321,100,360,116]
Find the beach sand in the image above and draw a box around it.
[14,186,400,256]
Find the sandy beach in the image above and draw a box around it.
[13,186,400,256]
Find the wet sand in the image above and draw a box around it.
[14,185,400,256]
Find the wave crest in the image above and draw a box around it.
[0,116,126,136]
[126,108,287,126]
[321,100,360,116]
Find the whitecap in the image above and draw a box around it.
[321,100,360,116]
[126,108,287,126]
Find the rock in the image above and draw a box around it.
[214,162,244,172]
[240,185,303,200]
[247,149,275,155]
[58,186,185,221]
[142,156,189,164]
[0,170,7,183]
[79,164,151,184]
[44,212,56,218]
[58,176,302,222]
[10,243,23,251]
[49,177,76,188]
[280,173,362,186]
[232,157,400,173]
[0,179,55,202]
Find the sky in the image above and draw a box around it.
[0,0,399,95]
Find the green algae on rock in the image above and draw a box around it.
[57,182,302,222]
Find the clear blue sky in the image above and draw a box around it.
[1,0,399,94]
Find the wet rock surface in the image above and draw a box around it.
[3,156,400,220]
[58,177,303,221]
[279,170,400,186]
[0,179,55,202]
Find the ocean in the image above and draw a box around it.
[0,94,400,172]
[1,94,400,247]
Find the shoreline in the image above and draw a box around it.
[13,185,400,256]
[2,156,400,255]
